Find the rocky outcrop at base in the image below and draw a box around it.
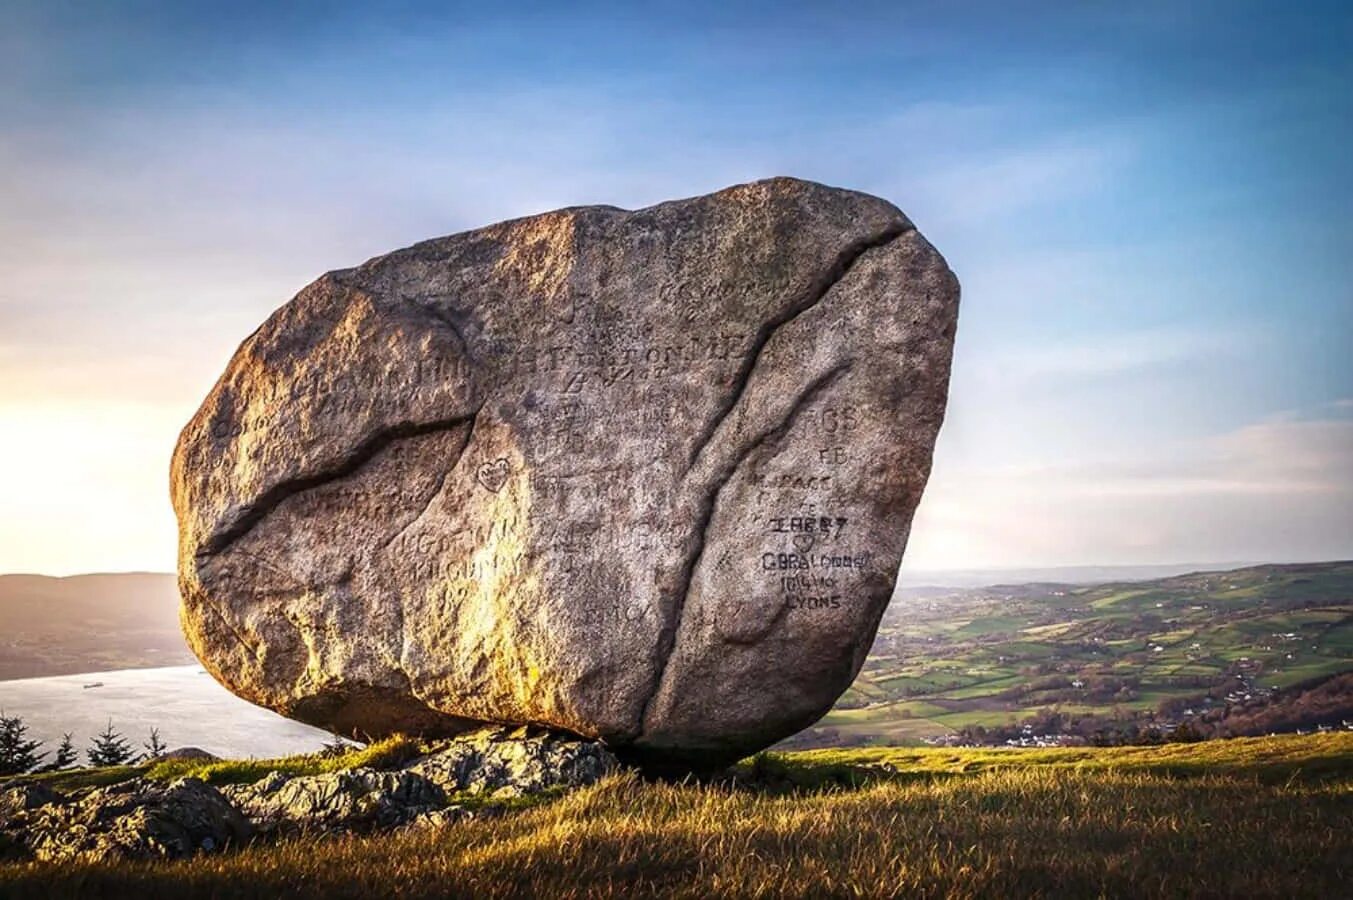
[406,725,618,797]
[23,778,252,864]
[0,727,618,863]
[221,769,445,835]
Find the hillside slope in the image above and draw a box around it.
[796,560,1353,747]
[0,573,190,679]
[3,733,1350,899]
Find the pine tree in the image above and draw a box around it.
[86,720,134,767]
[142,727,168,760]
[49,733,78,770]
[0,712,47,775]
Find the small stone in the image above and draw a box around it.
[405,805,473,830]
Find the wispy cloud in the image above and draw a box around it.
[983,327,1257,382]
[921,134,1136,226]
[908,413,1353,568]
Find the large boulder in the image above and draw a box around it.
[171,176,959,769]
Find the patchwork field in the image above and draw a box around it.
[796,560,1353,746]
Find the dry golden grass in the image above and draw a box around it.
[4,734,1351,899]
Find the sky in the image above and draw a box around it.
[1,0,1350,575]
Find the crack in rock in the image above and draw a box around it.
[685,223,912,472]
[200,412,482,559]
[640,361,853,737]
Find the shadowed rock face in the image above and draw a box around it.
[24,779,251,863]
[171,177,959,770]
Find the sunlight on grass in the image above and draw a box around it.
[144,735,424,785]
[3,733,1350,898]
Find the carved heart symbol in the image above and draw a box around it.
[792,533,815,553]
[476,458,510,493]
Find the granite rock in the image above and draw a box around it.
[221,769,444,834]
[405,726,617,797]
[171,177,959,769]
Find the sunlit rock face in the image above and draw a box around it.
[171,177,959,770]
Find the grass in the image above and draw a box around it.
[144,735,424,786]
[1263,658,1353,689]
[760,732,1353,786]
[14,735,424,794]
[3,733,1350,899]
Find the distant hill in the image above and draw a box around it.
[788,560,1353,748]
[5,560,1349,731]
[1,564,1245,682]
[898,561,1258,590]
[0,572,191,679]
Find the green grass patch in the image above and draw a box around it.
[12,765,147,795]
[772,732,1353,784]
[145,735,424,786]
[3,735,426,795]
[952,615,1027,637]
[1262,658,1353,689]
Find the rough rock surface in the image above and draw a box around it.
[171,176,960,768]
[0,783,65,861]
[404,805,477,830]
[1,729,620,858]
[222,769,444,834]
[23,778,250,863]
[405,726,617,797]
[0,782,63,823]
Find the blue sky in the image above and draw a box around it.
[1,1,1350,573]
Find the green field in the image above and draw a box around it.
[4,733,1351,898]
[810,561,1353,747]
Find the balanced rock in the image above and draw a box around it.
[171,177,959,769]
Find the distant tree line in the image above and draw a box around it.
[0,713,169,775]
[1164,671,1353,739]
[958,671,1353,746]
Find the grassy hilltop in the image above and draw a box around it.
[4,732,1352,898]
[0,573,190,679]
[4,561,1350,896]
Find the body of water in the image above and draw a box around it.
[0,666,333,760]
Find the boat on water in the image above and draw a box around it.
[82,682,104,689]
